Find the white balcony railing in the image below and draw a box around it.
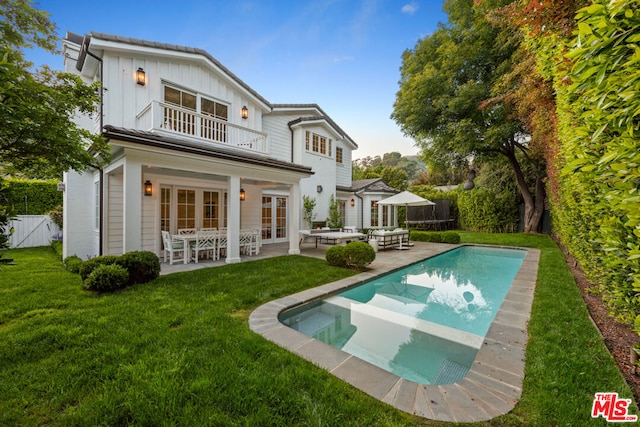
[136,101,268,153]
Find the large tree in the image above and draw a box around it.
[0,0,110,178]
[391,0,546,232]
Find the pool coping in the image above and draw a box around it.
[249,243,540,423]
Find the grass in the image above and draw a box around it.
[0,234,636,426]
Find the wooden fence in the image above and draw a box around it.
[7,215,61,249]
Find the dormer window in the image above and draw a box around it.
[305,131,333,158]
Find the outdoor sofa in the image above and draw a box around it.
[368,229,410,250]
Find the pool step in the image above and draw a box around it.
[324,295,484,349]
[432,358,470,385]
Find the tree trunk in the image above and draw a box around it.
[504,148,545,233]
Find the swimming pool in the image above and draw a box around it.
[279,246,525,385]
[249,243,540,422]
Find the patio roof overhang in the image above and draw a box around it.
[102,125,314,177]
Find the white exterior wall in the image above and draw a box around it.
[99,51,264,134]
[63,170,100,259]
[106,173,123,255]
[261,114,292,162]
[335,140,352,188]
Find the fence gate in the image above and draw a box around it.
[7,215,61,249]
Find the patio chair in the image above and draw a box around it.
[177,228,197,235]
[192,230,217,263]
[216,232,227,260]
[239,230,257,256]
[161,231,185,265]
[200,227,217,232]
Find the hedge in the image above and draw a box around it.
[4,178,61,215]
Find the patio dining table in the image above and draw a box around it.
[174,229,260,264]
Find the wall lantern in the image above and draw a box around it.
[241,105,248,119]
[316,185,323,193]
[144,180,152,196]
[350,198,355,207]
[136,67,146,86]
[240,188,246,201]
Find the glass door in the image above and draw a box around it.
[261,195,288,243]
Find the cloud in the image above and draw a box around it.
[401,2,419,14]
[333,55,355,63]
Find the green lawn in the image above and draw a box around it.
[0,234,635,426]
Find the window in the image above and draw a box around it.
[177,189,196,230]
[339,200,346,226]
[382,206,389,227]
[160,187,171,232]
[336,147,343,164]
[202,191,219,229]
[164,86,196,111]
[371,201,379,227]
[306,131,333,158]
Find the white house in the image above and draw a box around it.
[61,31,398,262]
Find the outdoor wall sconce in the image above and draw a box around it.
[241,105,248,119]
[240,188,246,201]
[317,185,323,193]
[136,67,146,86]
[144,180,152,196]
[350,198,355,207]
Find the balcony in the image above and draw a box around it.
[136,101,268,154]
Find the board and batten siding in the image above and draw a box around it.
[101,52,263,133]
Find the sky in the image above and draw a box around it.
[25,0,448,160]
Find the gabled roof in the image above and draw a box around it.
[68,31,271,109]
[337,178,399,194]
[275,104,357,149]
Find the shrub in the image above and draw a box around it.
[47,205,63,230]
[117,251,160,284]
[79,255,120,282]
[326,245,347,268]
[51,240,63,257]
[63,255,83,273]
[343,242,376,270]
[410,231,442,243]
[83,264,129,292]
[441,231,461,244]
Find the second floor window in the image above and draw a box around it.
[336,147,343,164]
[305,131,333,158]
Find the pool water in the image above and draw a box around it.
[279,246,526,385]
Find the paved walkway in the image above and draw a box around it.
[249,242,540,422]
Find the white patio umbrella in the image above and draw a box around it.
[377,190,435,230]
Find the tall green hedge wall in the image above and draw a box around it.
[535,0,640,326]
[4,178,61,215]
[409,185,518,233]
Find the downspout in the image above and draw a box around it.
[355,192,364,230]
[288,122,294,163]
[84,46,105,255]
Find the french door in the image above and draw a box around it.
[261,195,288,243]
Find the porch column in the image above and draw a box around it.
[288,183,301,255]
[226,175,241,263]
[123,158,142,253]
